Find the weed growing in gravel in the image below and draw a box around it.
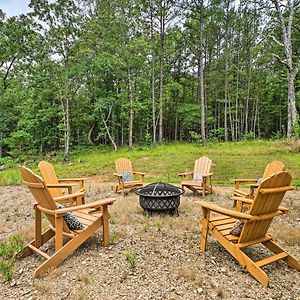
[143,223,150,232]
[155,220,162,232]
[0,235,24,281]
[109,233,118,244]
[110,214,117,224]
[123,251,137,270]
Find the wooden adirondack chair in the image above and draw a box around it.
[198,171,299,286]
[113,158,146,196]
[232,160,285,211]
[178,156,213,198]
[19,166,116,277]
[38,160,87,205]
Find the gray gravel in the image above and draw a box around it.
[0,180,299,300]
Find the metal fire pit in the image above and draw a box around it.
[135,182,184,215]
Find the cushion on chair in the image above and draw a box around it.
[252,177,262,195]
[57,204,84,230]
[193,173,203,182]
[230,220,244,236]
[120,171,132,182]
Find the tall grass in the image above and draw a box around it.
[0,140,299,186]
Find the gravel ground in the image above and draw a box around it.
[0,178,299,300]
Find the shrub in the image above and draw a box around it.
[207,128,225,142]
[189,131,201,143]
[0,235,24,281]
[242,131,255,141]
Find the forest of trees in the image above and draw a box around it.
[0,0,300,160]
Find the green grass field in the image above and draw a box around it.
[1,140,300,186]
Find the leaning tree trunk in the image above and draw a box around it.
[102,112,117,152]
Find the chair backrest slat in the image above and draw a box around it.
[20,166,70,233]
[238,171,292,243]
[194,156,212,175]
[38,161,62,198]
[262,161,285,179]
[115,158,133,177]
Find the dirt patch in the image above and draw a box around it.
[0,180,299,300]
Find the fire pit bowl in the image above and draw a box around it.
[135,182,184,215]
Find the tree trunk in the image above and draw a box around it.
[61,98,70,162]
[102,112,117,152]
[150,3,156,145]
[158,6,165,143]
[198,0,206,142]
[271,0,299,138]
[287,71,297,137]
[224,58,228,142]
[128,67,134,150]
[88,124,95,145]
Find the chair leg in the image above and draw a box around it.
[102,205,109,247]
[236,248,269,287]
[263,239,300,271]
[34,221,100,277]
[20,229,55,258]
[200,207,209,252]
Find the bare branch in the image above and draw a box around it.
[272,53,291,71]
[293,59,300,77]
[269,35,284,48]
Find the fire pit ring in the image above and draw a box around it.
[135,182,184,215]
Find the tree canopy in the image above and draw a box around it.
[0,0,299,160]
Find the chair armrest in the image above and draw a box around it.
[58,178,87,182]
[246,183,259,188]
[196,200,252,221]
[232,196,253,204]
[133,172,146,176]
[231,196,289,213]
[178,172,193,177]
[233,178,257,183]
[54,191,85,202]
[55,198,116,215]
[113,173,123,178]
[202,173,213,177]
[46,183,77,188]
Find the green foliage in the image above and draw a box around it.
[0,235,24,281]
[242,132,256,141]
[0,0,299,164]
[5,130,33,160]
[110,214,117,224]
[292,117,300,139]
[189,131,201,143]
[142,223,150,232]
[208,128,225,142]
[155,221,162,232]
[123,250,137,270]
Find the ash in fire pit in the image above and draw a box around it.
[135,182,184,215]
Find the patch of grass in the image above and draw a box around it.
[155,220,162,232]
[0,235,24,281]
[109,232,118,244]
[110,214,117,224]
[142,223,150,232]
[123,250,137,270]
[1,140,300,186]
